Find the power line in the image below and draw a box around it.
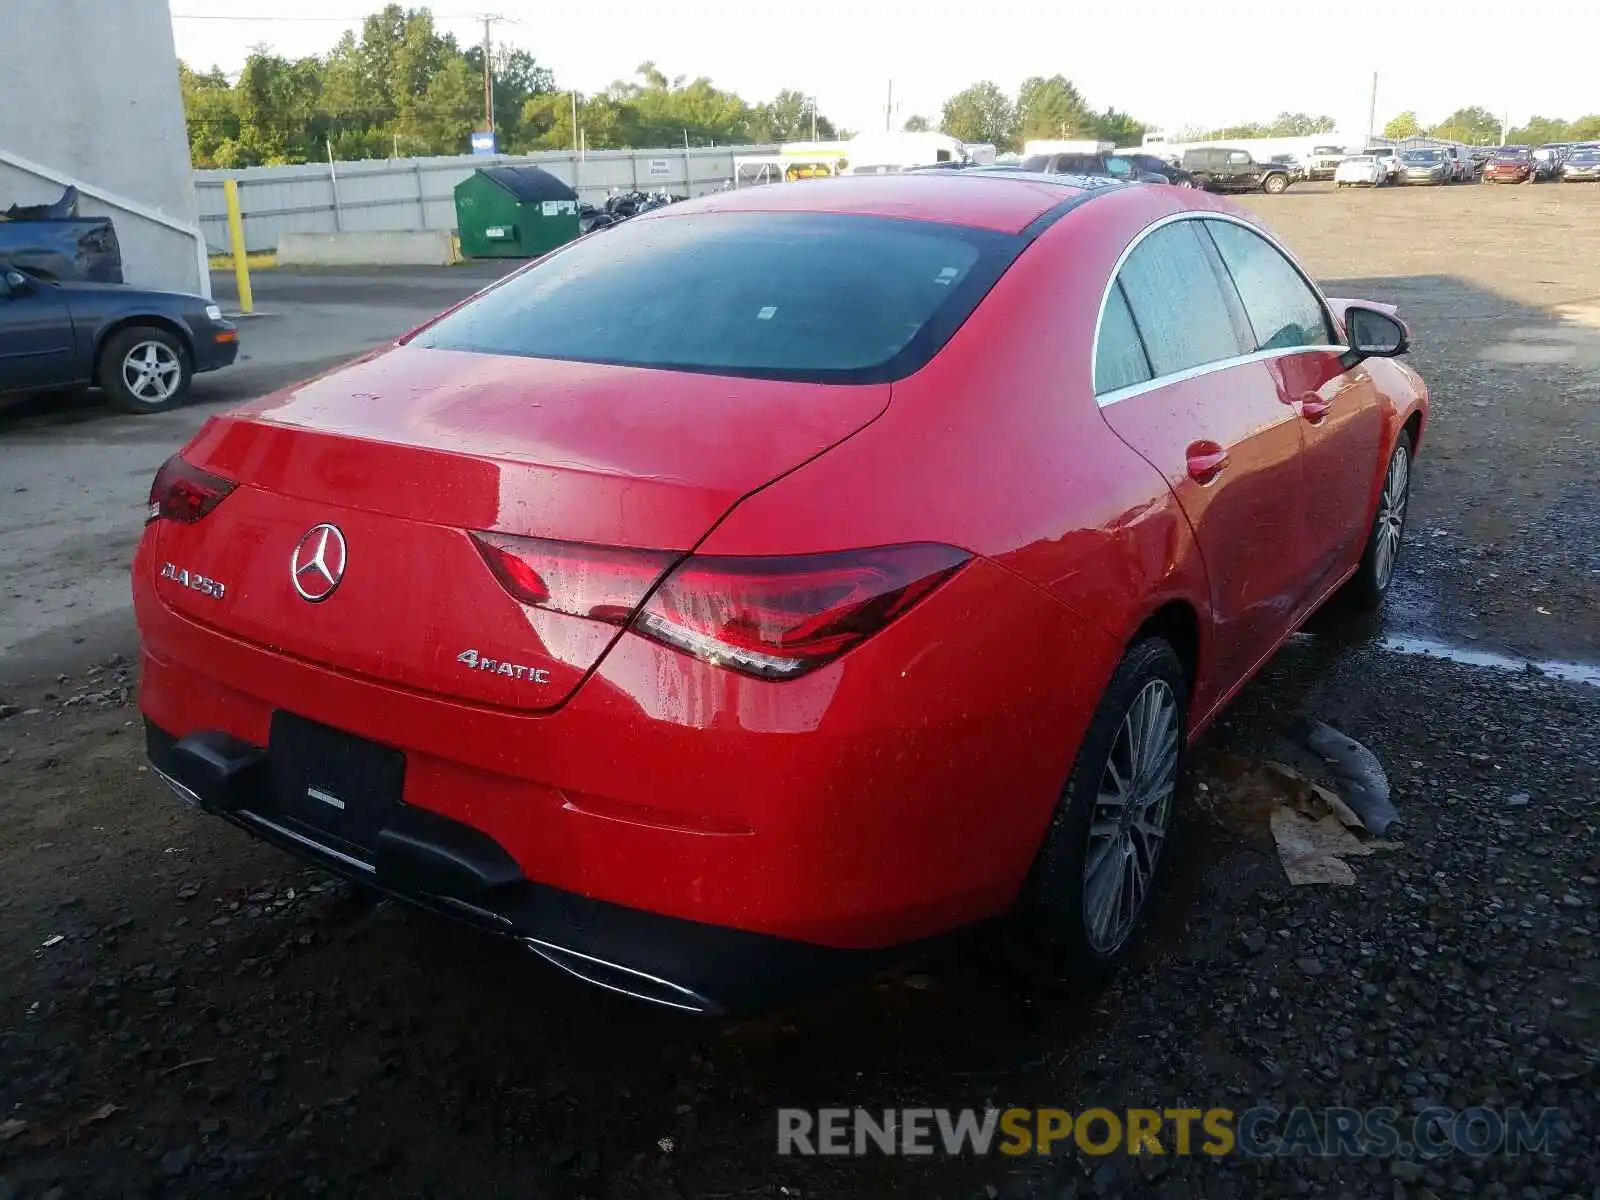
[171,11,485,20]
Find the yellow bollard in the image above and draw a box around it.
[223,179,253,315]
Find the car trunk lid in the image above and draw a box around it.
[154,345,891,710]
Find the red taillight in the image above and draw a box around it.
[638,545,971,679]
[473,533,677,624]
[471,534,970,680]
[146,454,236,524]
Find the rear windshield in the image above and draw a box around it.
[411,212,1022,383]
[1402,150,1443,163]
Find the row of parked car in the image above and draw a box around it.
[979,147,1302,195]
[1333,147,1475,187]
[1480,143,1600,183]
[1332,142,1600,188]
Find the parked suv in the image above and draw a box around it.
[1179,147,1294,194]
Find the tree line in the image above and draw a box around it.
[1384,107,1600,146]
[1175,113,1338,140]
[924,81,1354,152]
[180,4,841,167]
[920,78,1146,151]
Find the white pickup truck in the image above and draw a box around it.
[1306,145,1349,180]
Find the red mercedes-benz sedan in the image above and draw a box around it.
[134,172,1427,1014]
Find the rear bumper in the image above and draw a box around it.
[145,719,888,1014]
[133,531,1114,970]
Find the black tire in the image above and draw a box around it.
[1344,429,1413,609]
[1262,172,1289,194]
[98,325,191,414]
[1005,637,1189,991]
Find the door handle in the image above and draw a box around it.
[1297,396,1332,423]
[1185,441,1230,484]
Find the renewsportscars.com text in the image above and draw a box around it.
[776,1106,1561,1159]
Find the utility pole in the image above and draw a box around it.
[809,96,817,142]
[482,16,496,139]
[1366,71,1378,146]
[476,14,515,142]
[886,79,893,132]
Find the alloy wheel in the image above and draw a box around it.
[1373,446,1410,588]
[1082,679,1179,954]
[122,341,182,405]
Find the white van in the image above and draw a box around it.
[841,132,972,174]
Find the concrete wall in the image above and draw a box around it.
[276,230,460,268]
[0,0,203,295]
[196,147,776,254]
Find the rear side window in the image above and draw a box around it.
[412,212,1022,384]
[1094,282,1152,394]
[1115,221,1245,376]
[1203,220,1333,351]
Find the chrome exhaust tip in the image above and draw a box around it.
[523,937,715,1014]
[151,764,204,810]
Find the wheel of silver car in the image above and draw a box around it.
[1345,429,1413,609]
[97,324,192,414]
[1004,636,1188,989]
[1081,678,1179,954]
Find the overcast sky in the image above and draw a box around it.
[170,0,1599,139]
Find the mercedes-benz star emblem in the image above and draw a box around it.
[290,524,348,602]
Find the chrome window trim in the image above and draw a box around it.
[1096,343,1348,407]
[1089,209,1344,405]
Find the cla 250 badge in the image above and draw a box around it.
[161,562,226,599]
[457,648,552,684]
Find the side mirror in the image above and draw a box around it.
[1342,306,1409,367]
[1,268,29,295]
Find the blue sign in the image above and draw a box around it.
[471,131,497,156]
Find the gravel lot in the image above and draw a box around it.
[1,183,1597,1199]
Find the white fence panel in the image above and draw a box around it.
[195,146,774,253]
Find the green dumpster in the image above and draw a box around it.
[454,165,580,259]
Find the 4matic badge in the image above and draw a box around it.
[456,648,552,685]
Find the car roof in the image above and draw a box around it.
[657,172,1122,235]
